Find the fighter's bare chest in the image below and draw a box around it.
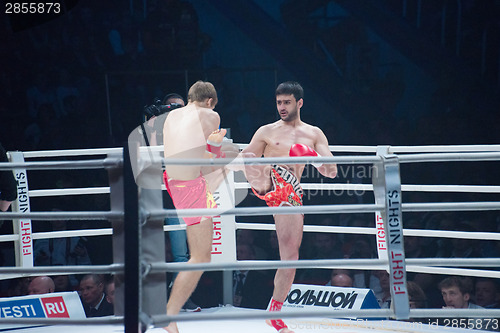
[264,128,314,156]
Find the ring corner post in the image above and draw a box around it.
[372,148,410,320]
[119,143,141,332]
[138,177,167,326]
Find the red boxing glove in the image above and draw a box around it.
[289,143,322,167]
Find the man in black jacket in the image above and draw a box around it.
[79,274,114,317]
[233,244,273,309]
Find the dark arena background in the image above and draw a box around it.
[1,1,500,332]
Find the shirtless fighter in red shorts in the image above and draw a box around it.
[242,81,337,333]
[162,81,232,333]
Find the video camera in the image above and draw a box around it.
[143,98,183,120]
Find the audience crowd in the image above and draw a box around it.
[0,0,208,152]
[0,0,498,325]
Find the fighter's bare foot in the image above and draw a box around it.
[162,322,178,333]
[265,319,294,333]
[226,152,256,172]
[279,328,295,333]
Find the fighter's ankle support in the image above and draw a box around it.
[268,299,288,331]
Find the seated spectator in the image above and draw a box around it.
[407,281,427,309]
[475,278,500,308]
[28,276,55,295]
[105,279,115,306]
[33,213,91,287]
[303,232,343,260]
[34,217,92,266]
[236,229,267,259]
[449,222,483,258]
[435,276,491,329]
[53,274,76,292]
[407,281,428,323]
[350,237,381,297]
[233,243,273,309]
[372,270,391,309]
[404,229,438,308]
[298,232,344,284]
[263,230,280,260]
[328,272,353,288]
[439,276,482,309]
[79,274,114,317]
[5,277,31,297]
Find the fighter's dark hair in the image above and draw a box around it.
[275,81,304,101]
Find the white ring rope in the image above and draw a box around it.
[8,306,500,328]
[0,316,123,326]
[156,200,500,220]
[150,258,500,275]
[233,182,375,191]
[19,144,500,159]
[402,201,500,212]
[232,144,500,153]
[153,258,390,272]
[338,266,500,278]
[0,235,21,242]
[406,258,500,267]
[389,144,500,153]
[401,184,500,193]
[235,182,500,193]
[0,158,121,171]
[22,147,122,158]
[7,146,499,201]
[150,308,500,326]
[154,309,395,326]
[4,144,500,329]
[234,223,500,240]
[29,187,110,197]
[0,263,124,275]
[147,257,500,281]
[32,228,113,240]
[407,266,500,278]
[0,228,114,244]
[25,182,500,199]
[163,224,186,232]
[161,155,381,166]
[157,204,385,218]
[157,151,500,166]
[234,222,374,235]
[403,229,500,240]
[0,211,122,220]
[398,151,500,163]
[409,308,500,318]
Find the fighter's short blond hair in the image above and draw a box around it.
[187,81,218,107]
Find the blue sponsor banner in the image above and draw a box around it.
[0,298,45,318]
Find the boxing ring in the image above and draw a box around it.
[0,144,500,332]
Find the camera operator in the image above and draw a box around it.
[142,93,185,146]
[129,93,186,189]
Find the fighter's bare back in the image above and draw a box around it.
[163,104,219,181]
